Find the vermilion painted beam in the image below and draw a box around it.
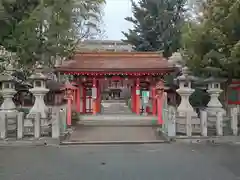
[136,78,140,115]
[131,86,136,113]
[231,81,240,84]
[76,84,81,113]
[228,101,240,104]
[82,85,86,113]
[157,97,163,125]
[63,71,169,76]
[97,80,101,113]
[67,96,72,126]
[92,78,97,115]
[232,86,240,90]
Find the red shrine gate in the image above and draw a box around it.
[55,52,176,120]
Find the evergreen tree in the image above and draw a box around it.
[0,0,40,49]
[0,0,105,71]
[182,0,240,81]
[122,0,186,57]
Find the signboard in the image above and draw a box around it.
[136,89,140,95]
[142,91,150,104]
[142,91,149,97]
[92,87,97,99]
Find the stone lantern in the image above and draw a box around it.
[27,63,49,126]
[0,63,18,130]
[204,77,226,115]
[168,52,184,68]
[175,66,197,116]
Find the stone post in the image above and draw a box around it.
[205,77,226,116]
[0,112,7,139]
[186,112,192,136]
[27,63,49,128]
[34,112,41,139]
[176,66,197,116]
[0,63,18,131]
[52,111,60,139]
[168,106,176,137]
[216,111,223,136]
[200,111,207,137]
[231,107,238,136]
[60,107,67,133]
[17,112,24,139]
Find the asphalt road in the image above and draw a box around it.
[0,143,240,180]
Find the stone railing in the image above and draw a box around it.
[166,107,239,137]
[0,109,67,140]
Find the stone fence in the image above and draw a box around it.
[167,107,239,137]
[0,108,67,140]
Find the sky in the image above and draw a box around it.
[103,0,134,40]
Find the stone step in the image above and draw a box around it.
[101,100,126,103]
[102,102,127,105]
[78,120,154,126]
[102,102,131,114]
[78,120,156,126]
[103,107,129,109]
[102,106,129,110]
[79,115,157,120]
[103,109,131,112]
[78,115,157,126]
[102,112,132,115]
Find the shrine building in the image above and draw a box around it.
[55,52,176,115]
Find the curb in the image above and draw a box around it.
[60,140,170,145]
[0,139,61,147]
[156,128,240,145]
[174,136,240,145]
[0,141,47,147]
[175,139,240,145]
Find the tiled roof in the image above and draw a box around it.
[56,52,175,72]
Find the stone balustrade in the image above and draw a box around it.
[166,108,239,137]
[0,109,66,140]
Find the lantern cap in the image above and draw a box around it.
[29,62,48,80]
[203,77,226,83]
[0,74,14,82]
[175,66,198,82]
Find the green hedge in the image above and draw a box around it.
[17,107,30,114]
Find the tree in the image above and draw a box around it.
[0,0,40,45]
[122,0,186,57]
[0,0,105,72]
[182,0,240,81]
